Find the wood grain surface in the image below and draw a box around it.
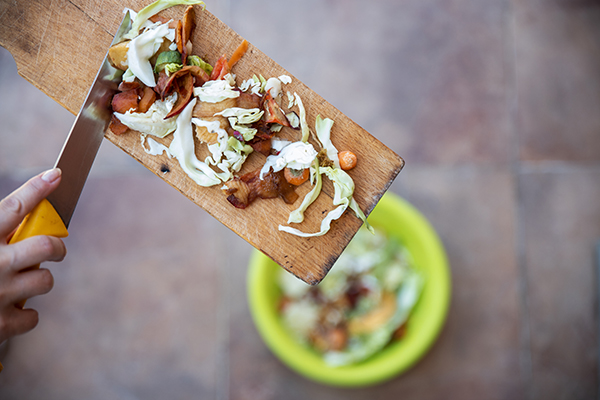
[0,0,404,284]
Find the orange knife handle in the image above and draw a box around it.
[9,198,69,244]
[1,199,68,373]
[8,198,69,308]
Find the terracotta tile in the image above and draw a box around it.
[230,0,513,166]
[228,167,525,399]
[519,168,600,399]
[0,174,225,399]
[514,0,600,162]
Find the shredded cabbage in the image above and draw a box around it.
[240,77,261,95]
[187,55,213,75]
[229,119,257,141]
[264,77,282,98]
[279,167,370,237]
[193,79,240,103]
[127,22,172,86]
[294,93,310,143]
[192,117,253,181]
[169,99,223,186]
[322,167,372,232]
[141,135,172,157]
[217,137,254,175]
[215,107,264,141]
[271,139,292,153]
[122,68,136,83]
[315,115,340,169]
[164,63,183,76]
[214,108,263,124]
[287,91,295,109]
[124,0,205,40]
[258,74,267,92]
[114,94,178,137]
[259,142,317,179]
[287,161,322,224]
[279,75,292,84]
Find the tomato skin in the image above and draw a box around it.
[284,168,309,186]
[210,55,231,80]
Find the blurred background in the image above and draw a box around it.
[1,0,600,398]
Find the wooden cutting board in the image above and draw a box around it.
[0,0,404,284]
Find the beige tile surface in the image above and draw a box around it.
[1,0,599,398]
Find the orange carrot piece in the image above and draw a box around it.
[284,168,309,186]
[228,39,249,69]
[338,151,358,170]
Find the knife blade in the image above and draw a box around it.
[0,12,133,373]
[7,12,132,282]
[47,14,132,227]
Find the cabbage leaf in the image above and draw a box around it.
[287,160,322,224]
[169,99,223,187]
[193,79,240,103]
[315,115,340,169]
[126,22,171,87]
[259,142,317,179]
[294,93,310,143]
[114,94,178,138]
[124,0,206,40]
[279,166,372,237]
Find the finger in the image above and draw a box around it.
[1,268,54,305]
[3,236,66,272]
[0,308,39,343]
[0,168,62,238]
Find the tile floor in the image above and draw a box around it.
[1,0,599,399]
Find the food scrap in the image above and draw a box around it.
[278,228,423,366]
[107,0,369,237]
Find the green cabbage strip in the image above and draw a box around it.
[315,115,340,169]
[350,197,374,233]
[164,63,183,75]
[323,167,372,232]
[279,167,366,237]
[127,22,172,87]
[125,0,206,40]
[287,160,322,224]
[114,95,178,138]
[215,108,264,141]
[187,55,213,75]
[168,98,223,187]
[294,93,310,143]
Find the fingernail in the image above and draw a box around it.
[41,168,62,183]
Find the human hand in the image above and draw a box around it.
[0,169,67,344]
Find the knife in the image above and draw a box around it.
[7,12,133,301]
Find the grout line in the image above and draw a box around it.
[507,1,534,397]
